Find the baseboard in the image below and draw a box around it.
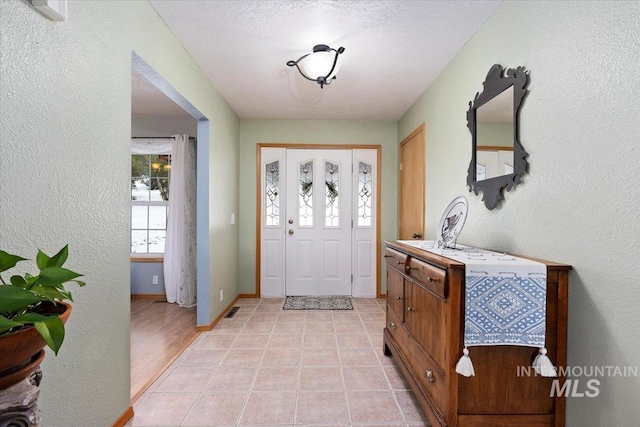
[195,295,241,331]
[112,406,134,427]
[239,293,258,298]
[131,294,166,300]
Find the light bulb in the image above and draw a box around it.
[302,51,334,79]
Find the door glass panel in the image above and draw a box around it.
[357,161,373,227]
[299,161,313,226]
[265,160,280,226]
[325,161,340,227]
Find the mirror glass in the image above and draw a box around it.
[466,64,529,210]
[475,86,514,181]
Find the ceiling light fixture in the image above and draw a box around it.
[287,44,345,89]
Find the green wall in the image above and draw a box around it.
[238,120,398,295]
[0,1,239,425]
[399,1,640,425]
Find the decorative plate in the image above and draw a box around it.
[437,196,468,249]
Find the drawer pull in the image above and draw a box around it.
[396,261,405,265]
[395,296,402,300]
[383,255,391,258]
[389,322,396,330]
[424,369,435,383]
[427,276,435,282]
[407,307,414,313]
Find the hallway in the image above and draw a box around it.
[127,297,428,426]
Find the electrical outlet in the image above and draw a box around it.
[152,275,159,285]
[219,289,224,301]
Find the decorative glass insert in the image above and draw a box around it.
[325,161,340,227]
[265,160,280,226]
[357,161,373,227]
[299,161,314,226]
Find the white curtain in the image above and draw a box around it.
[131,138,172,155]
[164,134,197,307]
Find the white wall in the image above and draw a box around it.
[0,1,239,425]
[238,120,398,295]
[399,1,640,425]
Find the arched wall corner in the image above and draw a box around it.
[131,51,211,325]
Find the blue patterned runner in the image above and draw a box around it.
[397,241,556,377]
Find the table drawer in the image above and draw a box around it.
[406,256,447,299]
[384,247,408,270]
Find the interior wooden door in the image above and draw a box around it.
[398,124,425,240]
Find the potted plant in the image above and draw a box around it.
[0,245,84,389]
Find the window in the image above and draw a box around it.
[357,161,373,227]
[325,161,340,227]
[131,154,171,254]
[265,160,280,226]
[298,160,313,226]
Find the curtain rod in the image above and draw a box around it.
[131,136,196,140]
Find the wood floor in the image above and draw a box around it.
[130,298,198,401]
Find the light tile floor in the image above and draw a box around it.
[127,297,429,426]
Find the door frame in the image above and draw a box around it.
[256,143,382,297]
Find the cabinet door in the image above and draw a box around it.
[405,281,447,369]
[386,267,405,322]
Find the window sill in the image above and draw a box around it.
[130,256,164,263]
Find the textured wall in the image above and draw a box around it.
[0,1,239,425]
[238,120,398,295]
[399,1,640,425]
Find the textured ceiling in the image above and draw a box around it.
[139,0,502,121]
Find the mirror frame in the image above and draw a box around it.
[466,64,529,209]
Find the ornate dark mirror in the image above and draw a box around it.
[467,64,529,209]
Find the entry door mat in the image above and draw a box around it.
[283,296,353,310]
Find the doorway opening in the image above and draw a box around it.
[130,52,210,402]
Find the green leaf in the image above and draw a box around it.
[36,249,50,270]
[0,285,43,313]
[16,313,65,355]
[36,267,83,286]
[9,275,27,287]
[73,280,86,288]
[0,314,21,334]
[28,285,68,302]
[0,250,27,273]
[47,245,69,268]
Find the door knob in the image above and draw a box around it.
[412,233,423,239]
[288,219,293,224]
[424,369,435,383]
[288,229,294,235]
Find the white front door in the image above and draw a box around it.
[285,149,352,295]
